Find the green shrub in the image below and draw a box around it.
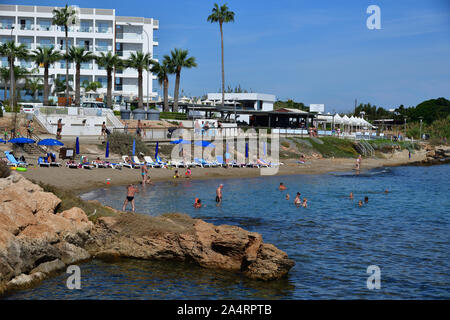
[160,112,187,120]
[106,131,150,156]
[0,107,3,117]
[113,110,121,116]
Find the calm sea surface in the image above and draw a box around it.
[5,165,450,299]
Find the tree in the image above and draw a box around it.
[0,67,9,101]
[126,51,152,109]
[67,46,94,106]
[25,77,43,101]
[165,48,197,112]
[53,78,73,95]
[96,52,123,108]
[0,41,29,131]
[151,60,170,112]
[31,46,62,105]
[52,4,77,106]
[207,3,235,107]
[82,80,102,92]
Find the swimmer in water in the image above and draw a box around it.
[279,182,287,191]
[358,200,363,207]
[194,198,202,208]
[294,192,301,207]
[384,189,389,194]
[302,198,308,208]
[364,196,368,203]
[350,192,354,199]
[285,194,290,200]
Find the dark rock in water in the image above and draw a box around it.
[86,213,295,281]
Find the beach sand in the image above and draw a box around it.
[18,149,427,194]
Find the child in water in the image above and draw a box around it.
[294,192,301,207]
[173,170,180,179]
[302,198,308,208]
[285,194,290,200]
[358,200,363,207]
[185,168,192,179]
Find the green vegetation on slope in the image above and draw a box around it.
[307,137,359,158]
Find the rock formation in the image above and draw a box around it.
[0,174,294,296]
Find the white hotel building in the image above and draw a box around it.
[0,4,159,103]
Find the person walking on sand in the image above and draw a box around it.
[216,184,223,205]
[100,121,107,141]
[123,184,139,212]
[56,119,63,140]
[356,155,362,170]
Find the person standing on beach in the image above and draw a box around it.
[216,184,223,205]
[100,121,107,141]
[141,163,149,186]
[56,119,63,140]
[356,155,362,170]
[123,184,139,212]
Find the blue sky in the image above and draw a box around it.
[9,0,450,112]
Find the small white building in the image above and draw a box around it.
[206,93,276,123]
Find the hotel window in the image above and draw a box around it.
[0,18,13,30]
[80,21,91,33]
[114,78,123,91]
[97,22,110,33]
[38,20,51,31]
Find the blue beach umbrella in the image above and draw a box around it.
[38,139,64,146]
[170,139,191,144]
[194,140,215,148]
[105,140,109,158]
[0,139,6,144]
[75,137,80,154]
[155,141,159,159]
[8,137,35,144]
[132,139,136,156]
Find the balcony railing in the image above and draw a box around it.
[19,24,33,30]
[79,26,93,33]
[38,43,55,49]
[0,24,13,30]
[96,45,112,52]
[77,45,93,51]
[116,33,143,40]
[96,27,112,34]
[80,63,93,70]
[36,25,53,31]
[59,62,73,69]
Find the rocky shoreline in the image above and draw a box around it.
[0,174,294,297]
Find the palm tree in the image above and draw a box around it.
[67,47,94,106]
[166,48,197,112]
[96,52,123,108]
[150,60,170,112]
[31,46,62,105]
[207,3,235,107]
[52,5,77,106]
[25,77,43,101]
[52,78,73,96]
[82,80,102,92]
[126,51,152,109]
[0,67,9,102]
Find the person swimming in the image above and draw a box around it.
[302,198,308,208]
[358,200,363,207]
[384,189,389,194]
[185,168,192,179]
[194,198,202,208]
[350,192,354,199]
[173,170,180,179]
[285,194,290,200]
[294,192,301,207]
[364,196,368,203]
[279,182,287,190]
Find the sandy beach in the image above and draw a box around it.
[17,149,427,194]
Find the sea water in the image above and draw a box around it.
[5,165,450,299]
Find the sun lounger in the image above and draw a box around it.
[133,156,145,166]
[143,156,162,168]
[38,157,51,167]
[216,156,227,167]
[66,161,79,169]
[121,155,139,168]
[230,160,245,168]
[4,151,27,167]
[155,155,168,167]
